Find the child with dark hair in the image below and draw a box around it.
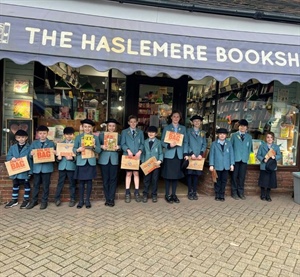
[5,130,32,209]
[27,125,56,209]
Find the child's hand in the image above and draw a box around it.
[209,166,214,172]
[101,145,107,150]
[170,142,177,148]
[11,157,17,161]
[66,155,73,160]
[115,145,120,151]
[197,155,203,160]
[191,154,196,160]
[155,161,162,166]
[127,149,133,157]
[31,150,35,156]
[77,147,85,153]
[135,151,141,159]
[57,155,62,160]
[230,165,234,171]
[53,150,57,155]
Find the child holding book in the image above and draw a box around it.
[186,115,207,200]
[98,118,121,207]
[27,125,56,210]
[256,131,282,202]
[121,115,144,203]
[73,119,101,209]
[5,130,32,209]
[141,126,163,203]
[209,128,234,201]
[54,127,76,207]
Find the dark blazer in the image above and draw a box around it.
[230,132,253,163]
[256,142,281,171]
[121,128,144,155]
[6,143,32,179]
[30,139,56,174]
[98,132,121,165]
[73,133,101,166]
[209,139,235,171]
[141,138,164,163]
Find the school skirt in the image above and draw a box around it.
[258,170,277,189]
[161,156,184,180]
[74,162,97,181]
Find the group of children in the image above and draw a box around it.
[4,111,282,209]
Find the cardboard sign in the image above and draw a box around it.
[81,148,95,159]
[164,131,184,146]
[32,148,55,164]
[56,143,75,157]
[104,132,118,151]
[121,155,140,170]
[187,158,205,171]
[82,134,94,148]
[5,157,30,176]
[140,156,160,175]
[265,148,276,161]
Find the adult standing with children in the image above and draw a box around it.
[161,110,188,204]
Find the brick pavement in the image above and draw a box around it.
[1,195,300,277]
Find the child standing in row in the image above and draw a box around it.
[121,115,144,203]
[27,125,56,210]
[73,119,101,209]
[54,127,76,207]
[98,118,121,207]
[256,131,281,202]
[161,110,188,204]
[141,126,163,203]
[186,115,207,200]
[5,130,32,209]
[209,128,234,201]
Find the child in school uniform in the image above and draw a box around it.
[121,115,145,203]
[161,110,188,204]
[256,131,282,202]
[73,119,101,209]
[54,127,76,207]
[209,128,235,201]
[98,118,121,207]
[141,126,163,203]
[230,119,253,200]
[5,130,32,209]
[186,115,207,200]
[27,125,56,210]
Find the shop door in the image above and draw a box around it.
[124,74,188,134]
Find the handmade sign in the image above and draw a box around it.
[82,134,94,148]
[140,156,160,175]
[265,148,276,161]
[81,148,95,159]
[104,132,118,151]
[32,148,55,164]
[56,143,75,157]
[5,157,30,176]
[121,155,140,170]
[164,131,184,146]
[187,157,205,171]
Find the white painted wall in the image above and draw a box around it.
[1,0,299,36]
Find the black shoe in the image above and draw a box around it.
[232,195,239,200]
[77,202,84,209]
[85,202,91,209]
[105,201,109,206]
[260,196,266,201]
[5,199,18,208]
[266,196,272,202]
[40,202,48,210]
[172,195,180,203]
[20,200,29,209]
[142,195,148,203]
[193,193,198,200]
[188,193,193,200]
[220,198,225,202]
[125,193,131,203]
[69,199,76,207]
[26,201,38,209]
[215,196,218,201]
[55,199,61,207]
[165,195,173,204]
[152,195,157,203]
[135,193,141,203]
[108,200,115,207]
[239,195,246,200]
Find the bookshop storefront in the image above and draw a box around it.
[0,3,300,199]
